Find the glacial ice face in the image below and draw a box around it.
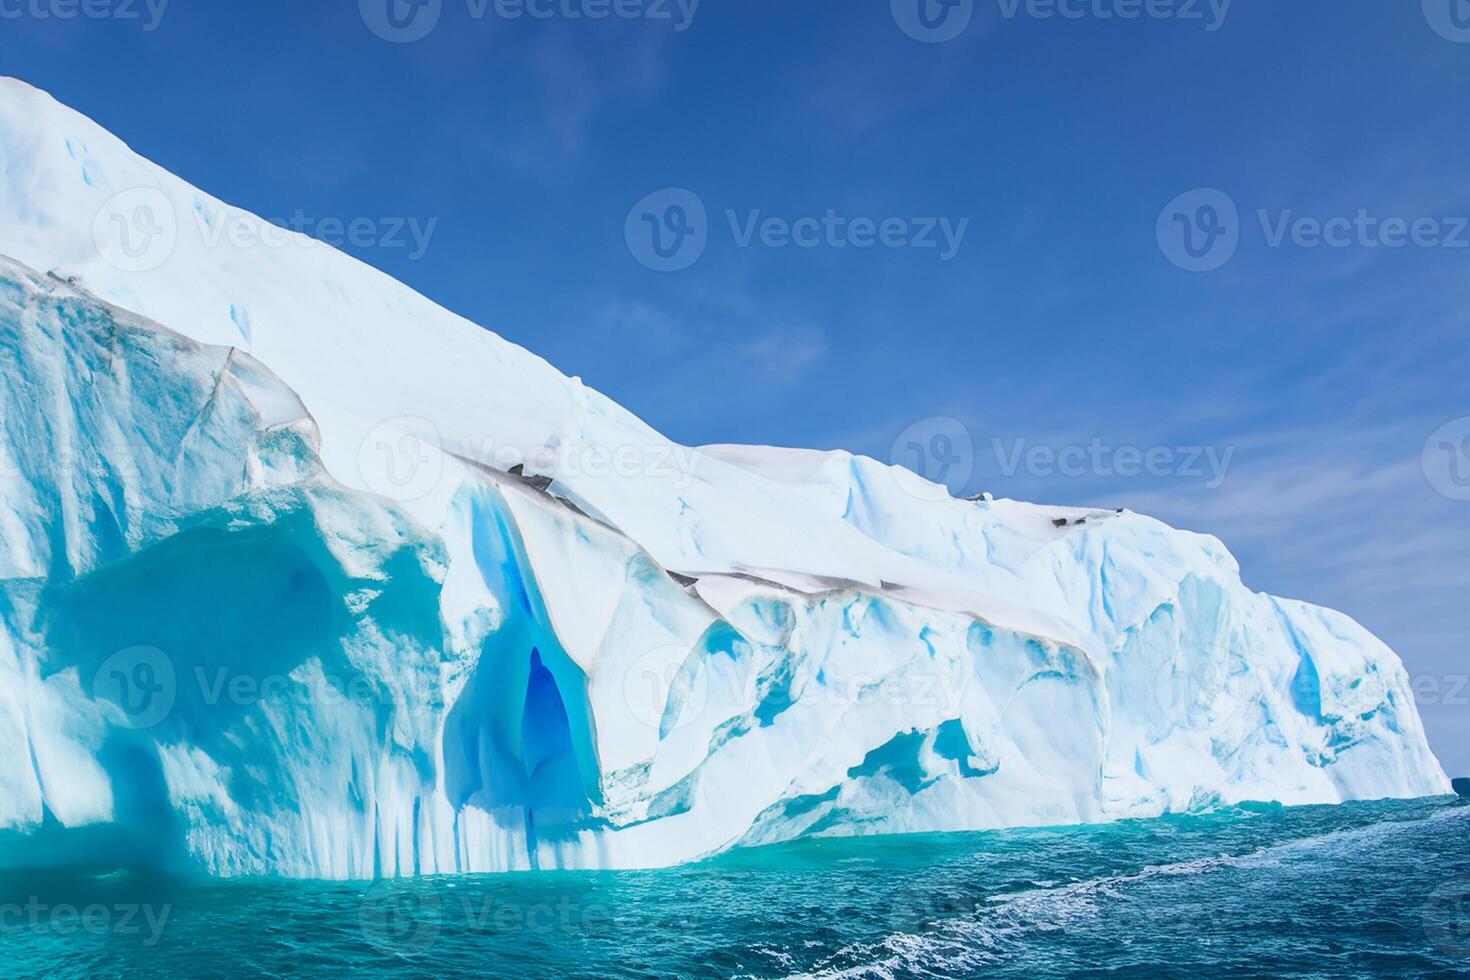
[0,78,1450,878]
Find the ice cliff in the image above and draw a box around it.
[0,78,1449,878]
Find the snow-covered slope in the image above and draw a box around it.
[0,78,1448,878]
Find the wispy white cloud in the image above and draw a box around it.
[574,286,830,418]
[484,26,671,177]
[740,328,827,386]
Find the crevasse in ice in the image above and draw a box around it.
[0,78,1449,878]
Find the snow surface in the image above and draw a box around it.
[0,78,1449,878]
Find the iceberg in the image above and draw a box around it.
[0,78,1449,878]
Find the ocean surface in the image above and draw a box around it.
[3,797,1468,978]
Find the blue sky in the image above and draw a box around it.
[3,0,1468,771]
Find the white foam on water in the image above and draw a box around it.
[789,805,1467,980]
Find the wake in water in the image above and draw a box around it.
[789,802,1470,980]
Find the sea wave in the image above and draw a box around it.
[787,804,1469,980]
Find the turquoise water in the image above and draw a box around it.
[3,798,1468,978]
